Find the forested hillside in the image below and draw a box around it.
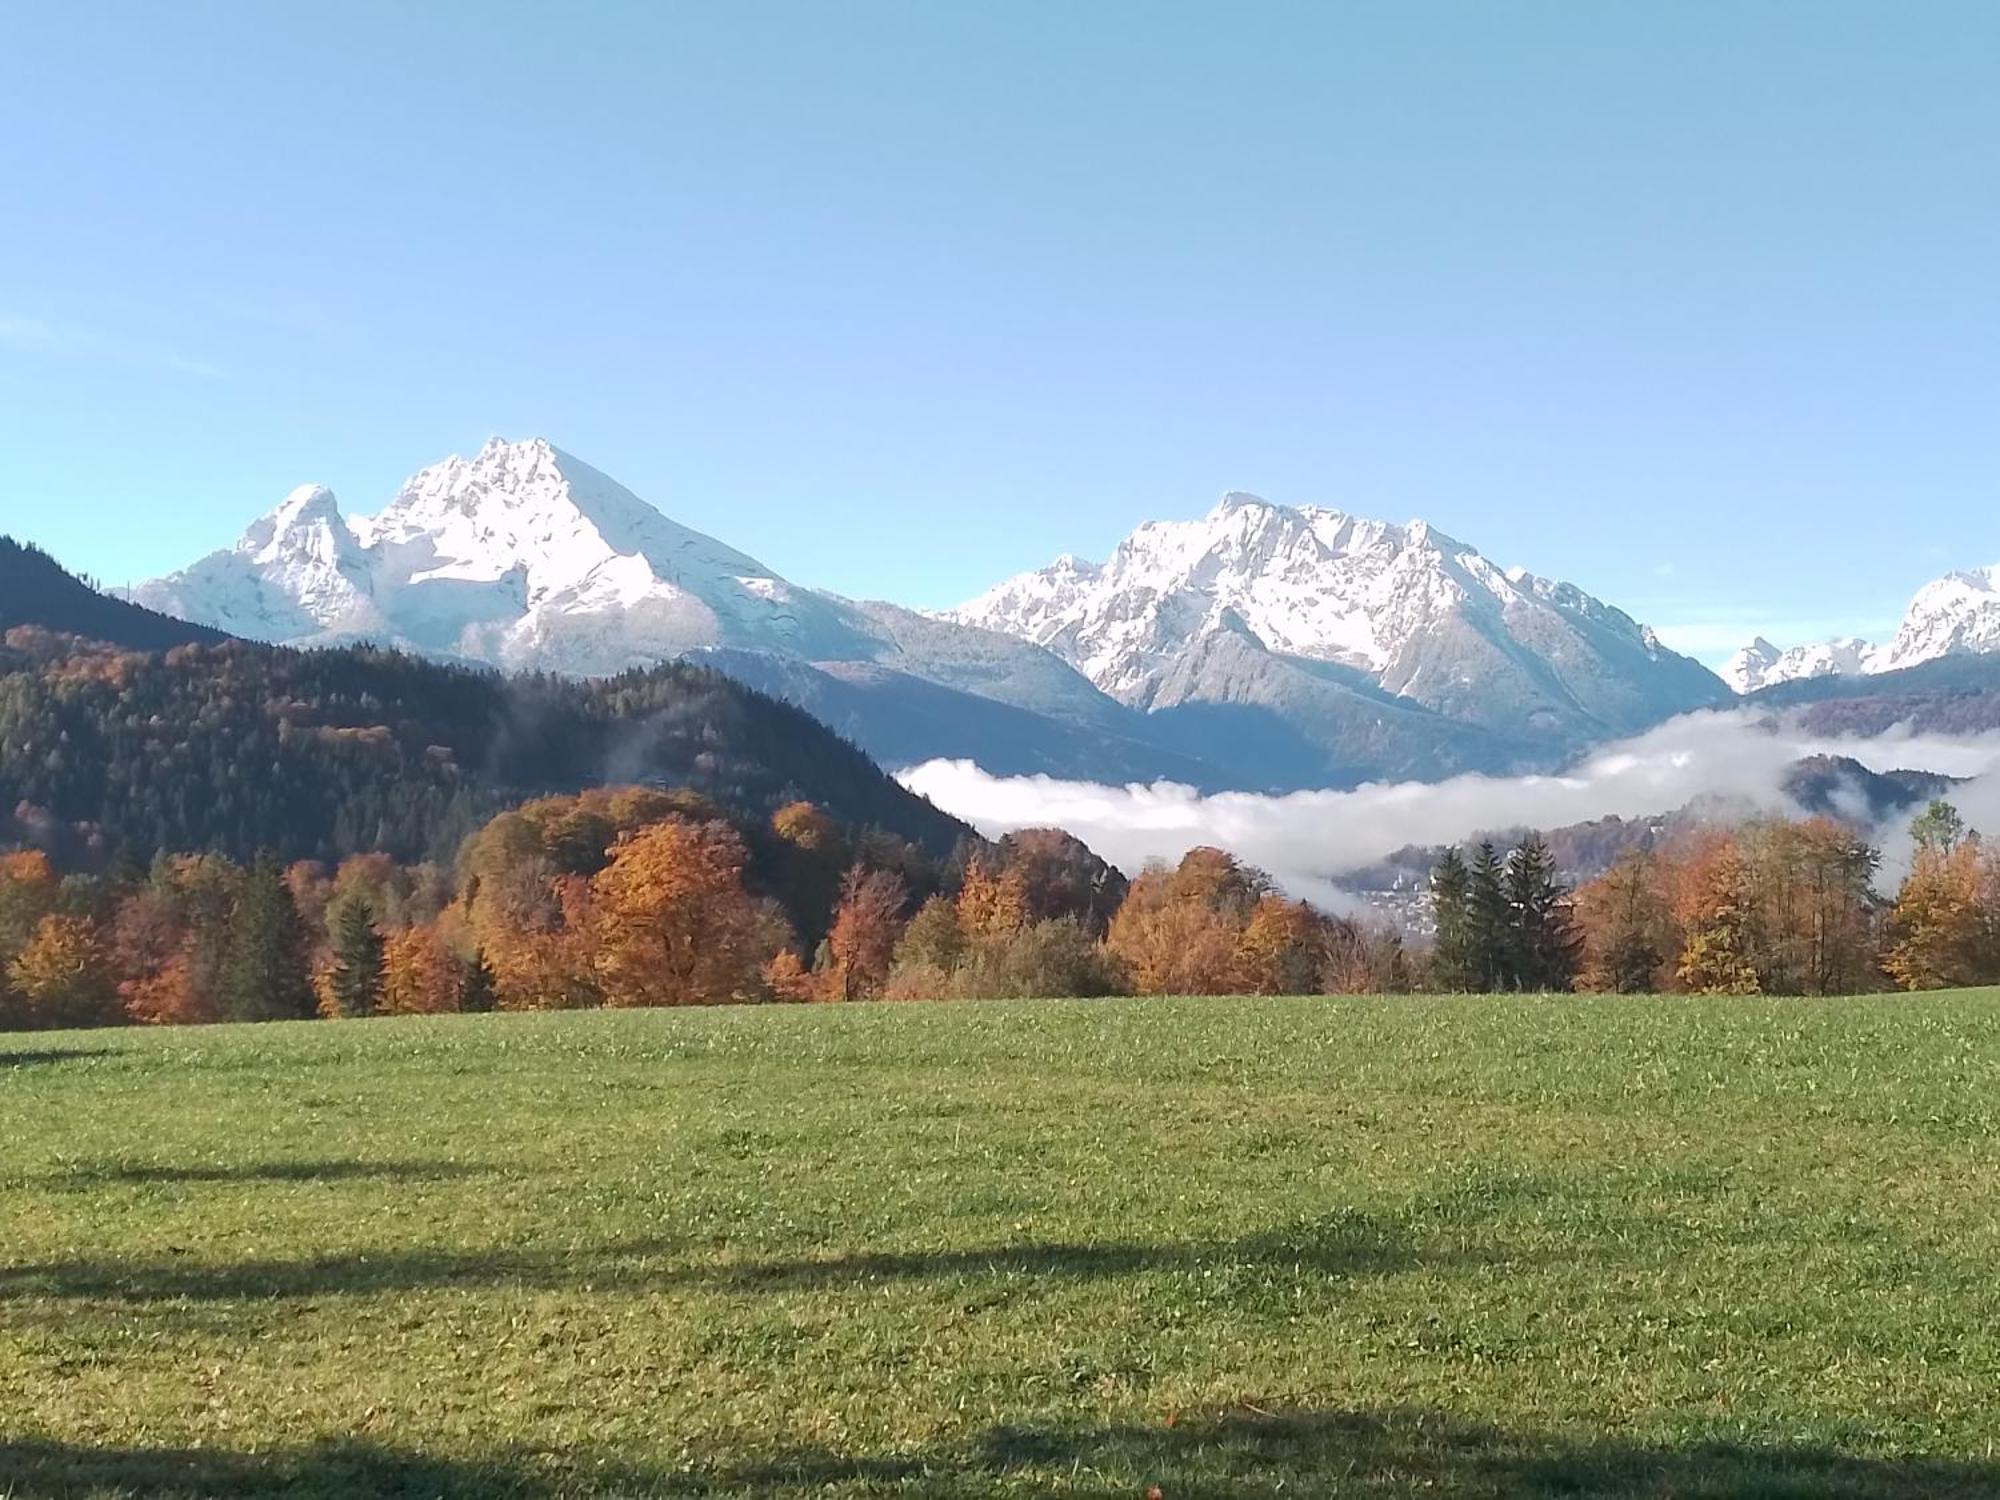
[0,631,968,869]
[0,537,230,650]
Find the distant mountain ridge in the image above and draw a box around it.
[119,436,1939,790]
[950,493,1730,756]
[1724,564,2000,692]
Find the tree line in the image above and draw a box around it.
[1445,800,2000,997]
[0,778,1427,1029]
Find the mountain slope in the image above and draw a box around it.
[951,494,1729,758]
[1746,652,2000,738]
[0,537,231,650]
[0,633,971,868]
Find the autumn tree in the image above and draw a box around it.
[1236,896,1330,995]
[1106,848,1269,995]
[380,921,465,1015]
[0,850,58,965]
[1884,837,1984,991]
[957,860,1029,941]
[822,865,908,1001]
[589,819,790,1006]
[1574,849,1669,993]
[8,912,119,1028]
[1674,841,1761,995]
[988,828,1129,935]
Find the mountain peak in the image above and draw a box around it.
[138,438,863,671]
[950,493,1725,739]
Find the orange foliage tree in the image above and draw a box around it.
[823,865,909,1000]
[588,819,791,1006]
[380,922,467,1014]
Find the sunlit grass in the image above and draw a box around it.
[5,993,2000,1496]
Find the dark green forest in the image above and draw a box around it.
[0,629,968,871]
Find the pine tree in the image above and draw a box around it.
[1464,841,1509,992]
[459,949,498,1013]
[327,893,384,1018]
[1429,847,1477,990]
[221,858,315,1022]
[1502,835,1579,992]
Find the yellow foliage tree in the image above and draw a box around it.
[9,913,119,1028]
[1884,842,1984,991]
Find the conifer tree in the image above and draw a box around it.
[1464,841,1509,992]
[221,858,316,1022]
[1502,835,1579,992]
[327,893,385,1018]
[459,949,498,1013]
[1429,847,1477,990]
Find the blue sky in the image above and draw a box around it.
[2,1,1995,663]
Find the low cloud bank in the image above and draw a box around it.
[899,711,2000,902]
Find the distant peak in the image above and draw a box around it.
[277,483,339,517]
[239,483,345,552]
[1212,491,1271,515]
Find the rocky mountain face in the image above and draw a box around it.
[1725,564,2000,692]
[137,442,1730,789]
[950,494,1730,757]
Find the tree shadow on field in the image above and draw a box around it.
[0,1211,1434,1306]
[705,1210,1428,1289]
[0,1046,112,1069]
[69,1158,485,1187]
[5,1408,1999,1498]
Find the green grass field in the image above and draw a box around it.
[6,994,2000,1498]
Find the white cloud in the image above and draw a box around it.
[900,710,2000,901]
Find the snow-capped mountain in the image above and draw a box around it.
[138,438,866,671]
[138,443,1734,789]
[950,493,1728,747]
[1722,636,1878,694]
[1728,563,2000,693]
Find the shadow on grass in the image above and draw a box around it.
[69,1159,486,1187]
[709,1211,1423,1288]
[0,1047,112,1069]
[0,1212,1427,1305]
[6,1409,1999,1498]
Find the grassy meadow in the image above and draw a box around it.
[5,993,2000,1497]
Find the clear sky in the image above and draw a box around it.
[2,1,1996,663]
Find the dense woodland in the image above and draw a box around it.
[2,604,1998,1028]
[0,629,966,868]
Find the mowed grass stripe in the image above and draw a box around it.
[4,994,2000,1497]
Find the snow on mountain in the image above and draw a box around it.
[1728,563,2000,693]
[1877,565,2000,672]
[1723,635,1878,693]
[949,493,1728,745]
[139,438,866,672]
